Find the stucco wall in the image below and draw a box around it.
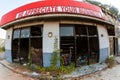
[118,38,120,53]
[43,21,60,67]
[97,25,110,62]
[5,28,13,62]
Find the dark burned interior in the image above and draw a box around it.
[12,26,43,66]
[60,24,99,66]
[12,24,99,66]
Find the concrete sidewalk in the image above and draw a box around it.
[0,59,107,80]
[0,53,39,79]
[0,60,40,79]
[80,64,120,80]
[0,52,108,80]
[0,60,38,80]
[0,52,5,60]
[0,52,120,80]
[0,60,56,80]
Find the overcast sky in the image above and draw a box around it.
[0,0,120,39]
[0,0,40,39]
[95,0,120,11]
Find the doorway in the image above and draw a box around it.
[30,38,43,66]
[75,25,99,66]
[60,25,75,65]
[19,38,29,63]
[12,39,20,62]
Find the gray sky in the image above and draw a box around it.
[0,0,40,20]
[95,0,120,11]
[0,0,40,39]
[0,0,120,39]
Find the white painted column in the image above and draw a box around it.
[5,28,13,62]
[43,21,60,67]
[97,25,110,62]
[118,38,120,53]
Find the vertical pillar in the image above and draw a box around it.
[97,25,110,62]
[43,21,60,67]
[118,38,120,55]
[5,28,13,62]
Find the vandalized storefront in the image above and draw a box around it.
[12,26,43,65]
[60,24,99,66]
[0,0,117,67]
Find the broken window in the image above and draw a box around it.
[12,25,43,66]
[21,28,30,38]
[31,26,42,37]
[60,25,74,36]
[13,29,20,39]
[60,24,99,66]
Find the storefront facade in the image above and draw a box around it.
[0,0,115,67]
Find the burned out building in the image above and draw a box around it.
[0,0,119,67]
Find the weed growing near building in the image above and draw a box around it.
[0,47,5,52]
[106,55,116,68]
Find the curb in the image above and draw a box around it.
[0,60,109,80]
[0,60,56,80]
[63,66,108,79]
[0,61,25,74]
[0,60,39,79]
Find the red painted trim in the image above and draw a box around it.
[0,0,105,27]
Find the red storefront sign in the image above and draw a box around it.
[0,0,105,27]
[16,6,103,19]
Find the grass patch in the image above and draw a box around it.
[0,47,5,52]
[27,62,75,74]
[106,55,116,68]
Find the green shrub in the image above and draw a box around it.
[50,37,60,68]
[106,55,115,68]
[35,65,46,72]
[26,37,75,78]
[0,47,5,52]
[59,62,75,74]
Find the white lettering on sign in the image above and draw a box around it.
[16,6,103,19]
